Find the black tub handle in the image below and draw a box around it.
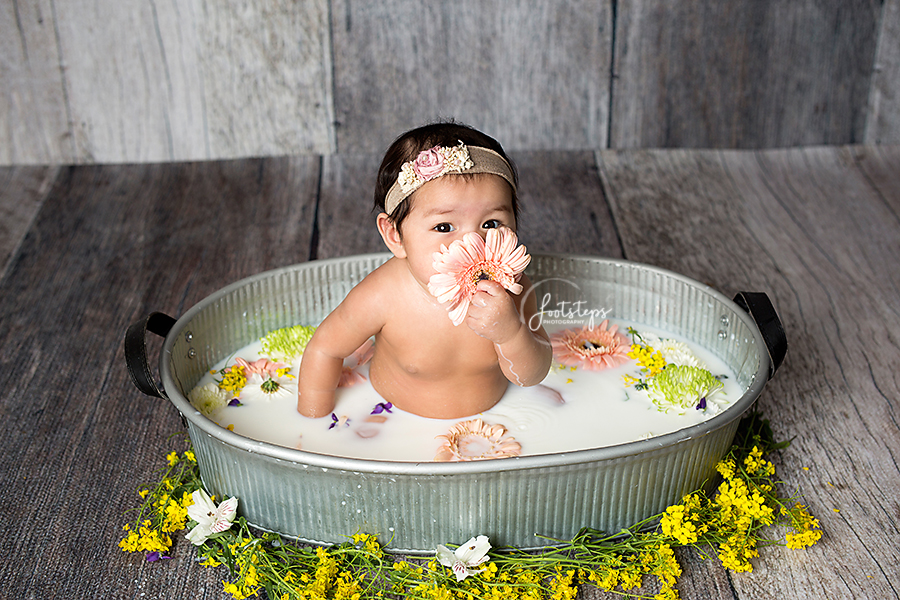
[124,312,177,398]
[733,292,787,380]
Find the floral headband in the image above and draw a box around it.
[384,142,516,215]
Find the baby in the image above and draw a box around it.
[297,123,552,419]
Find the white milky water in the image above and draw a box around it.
[189,321,744,462]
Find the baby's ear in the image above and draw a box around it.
[376,213,407,258]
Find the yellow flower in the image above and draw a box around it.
[786,528,822,549]
[162,497,189,532]
[244,564,260,588]
[785,503,822,549]
[717,534,758,572]
[649,543,682,586]
[743,446,775,476]
[655,584,681,600]
[619,566,643,591]
[549,568,577,600]
[622,374,642,387]
[661,505,699,545]
[716,458,735,479]
[219,365,248,394]
[122,520,172,554]
[587,567,618,590]
[628,344,666,377]
[714,478,774,530]
[166,451,179,466]
[184,450,196,463]
[222,580,253,600]
[118,530,140,552]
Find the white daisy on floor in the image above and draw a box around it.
[436,535,491,581]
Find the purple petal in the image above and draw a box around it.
[696,397,707,410]
[371,402,393,415]
[228,398,241,407]
[146,552,171,562]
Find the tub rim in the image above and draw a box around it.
[160,252,771,476]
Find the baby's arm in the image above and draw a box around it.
[297,276,386,418]
[465,274,551,386]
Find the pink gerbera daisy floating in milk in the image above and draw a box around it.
[550,320,631,370]
[427,226,531,326]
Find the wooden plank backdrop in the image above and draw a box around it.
[1,146,898,599]
[0,0,334,164]
[867,0,900,144]
[610,0,882,148]
[329,0,612,153]
[4,1,900,165]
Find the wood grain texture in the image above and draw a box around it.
[316,153,386,259]
[330,0,611,154]
[0,0,73,163]
[192,0,335,159]
[865,0,900,144]
[0,158,318,598]
[513,151,623,257]
[5,0,900,165]
[1,0,333,165]
[611,0,882,149]
[599,146,900,599]
[0,165,58,278]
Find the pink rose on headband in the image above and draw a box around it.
[413,147,445,180]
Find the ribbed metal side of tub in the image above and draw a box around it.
[163,253,770,553]
[187,418,739,553]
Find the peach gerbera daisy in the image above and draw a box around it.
[550,320,631,370]
[434,419,521,462]
[234,357,287,378]
[428,226,531,326]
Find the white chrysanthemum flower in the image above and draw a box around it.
[188,382,229,415]
[655,339,706,369]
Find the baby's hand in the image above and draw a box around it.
[465,280,523,344]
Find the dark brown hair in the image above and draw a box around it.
[374,121,519,234]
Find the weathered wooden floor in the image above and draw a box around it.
[0,147,897,599]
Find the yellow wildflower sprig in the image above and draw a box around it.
[120,413,820,599]
[623,327,665,391]
[659,413,819,573]
[119,439,201,558]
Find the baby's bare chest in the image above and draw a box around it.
[377,311,499,376]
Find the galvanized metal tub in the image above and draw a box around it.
[125,253,785,554]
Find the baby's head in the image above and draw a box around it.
[374,122,519,236]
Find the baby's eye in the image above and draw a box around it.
[433,223,454,233]
[482,219,502,229]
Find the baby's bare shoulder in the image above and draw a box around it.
[352,258,403,297]
[333,259,404,319]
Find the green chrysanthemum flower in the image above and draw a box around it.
[259,324,317,361]
[648,365,724,412]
